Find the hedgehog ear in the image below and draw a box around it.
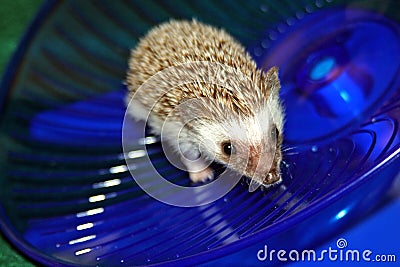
[265,66,281,97]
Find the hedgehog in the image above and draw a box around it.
[126,20,284,191]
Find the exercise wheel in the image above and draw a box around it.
[0,0,399,266]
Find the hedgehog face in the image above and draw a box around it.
[195,105,283,188]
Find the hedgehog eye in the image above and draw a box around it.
[274,125,279,138]
[222,142,235,156]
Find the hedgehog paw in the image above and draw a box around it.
[189,167,214,183]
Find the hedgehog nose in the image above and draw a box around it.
[264,172,280,184]
[253,154,274,178]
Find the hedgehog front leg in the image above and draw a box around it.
[180,149,214,183]
[189,166,214,183]
[184,159,214,183]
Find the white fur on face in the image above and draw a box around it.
[195,103,280,167]
[267,92,284,133]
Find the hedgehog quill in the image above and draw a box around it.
[126,20,284,191]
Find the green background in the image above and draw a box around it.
[0,1,42,266]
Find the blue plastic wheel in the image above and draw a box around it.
[0,1,399,266]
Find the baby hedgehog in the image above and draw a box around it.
[126,20,284,190]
